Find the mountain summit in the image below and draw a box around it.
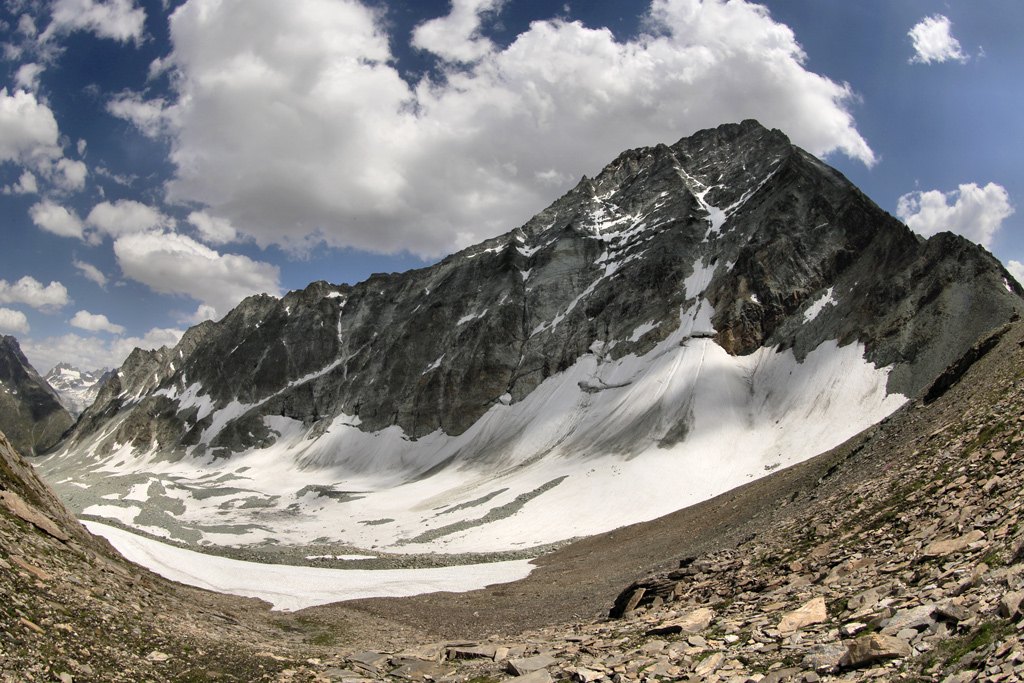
[41,120,1022,553]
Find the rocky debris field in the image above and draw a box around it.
[6,320,1024,682]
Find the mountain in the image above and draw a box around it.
[8,313,1024,683]
[40,120,1022,555]
[44,363,113,416]
[0,336,73,456]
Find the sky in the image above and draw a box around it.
[0,0,1020,373]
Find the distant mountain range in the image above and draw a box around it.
[37,120,1023,555]
[44,363,113,417]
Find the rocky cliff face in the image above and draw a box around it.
[0,336,73,456]
[63,121,1021,458]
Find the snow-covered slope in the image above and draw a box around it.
[38,120,1023,556]
[44,364,111,416]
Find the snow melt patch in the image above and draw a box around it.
[803,287,836,322]
[84,521,535,611]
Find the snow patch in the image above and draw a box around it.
[803,287,836,322]
[85,521,535,612]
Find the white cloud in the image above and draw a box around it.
[113,230,281,318]
[4,170,38,194]
[42,0,148,44]
[187,210,237,244]
[73,259,108,288]
[14,62,45,91]
[909,15,969,65]
[1007,260,1024,286]
[0,87,61,164]
[113,0,875,257]
[53,157,88,190]
[0,276,71,312]
[0,308,30,334]
[29,200,85,239]
[897,182,1014,248]
[412,0,504,63]
[70,310,126,334]
[21,327,185,375]
[86,199,171,239]
[106,94,169,137]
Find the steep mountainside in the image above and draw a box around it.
[44,363,112,416]
[40,120,1022,555]
[0,336,73,456]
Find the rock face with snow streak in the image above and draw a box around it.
[41,121,1022,553]
[0,336,73,456]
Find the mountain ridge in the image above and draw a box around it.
[38,119,1023,556]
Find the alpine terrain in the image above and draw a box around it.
[44,364,114,417]
[38,120,1022,558]
[5,119,1024,683]
[0,335,73,457]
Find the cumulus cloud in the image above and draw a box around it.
[412,0,504,63]
[112,0,875,257]
[187,210,237,245]
[15,63,45,92]
[42,0,148,45]
[53,157,88,191]
[21,327,184,375]
[73,259,108,288]
[86,199,171,240]
[113,230,281,319]
[909,15,969,64]
[4,170,38,194]
[0,87,61,164]
[0,276,71,312]
[897,182,1014,248]
[0,308,30,334]
[70,310,126,334]
[29,200,85,239]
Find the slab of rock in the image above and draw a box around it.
[507,654,557,675]
[515,670,552,683]
[447,645,498,660]
[923,530,985,557]
[0,490,69,541]
[802,642,848,673]
[348,652,390,672]
[839,634,912,668]
[778,596,827,632]
[999,590,1024,619]
[693,652,724,677]
[881,604,937,635]
[645,608,714,636]
[395,643,446,663]
[389,662,455,680]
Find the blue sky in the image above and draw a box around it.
[0,0,1020,372]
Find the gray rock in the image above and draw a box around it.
[507,654,557,675]
[839,634,912,668]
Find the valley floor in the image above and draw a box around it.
[4,321,1024,682]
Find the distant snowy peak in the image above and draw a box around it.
[44,364,112,417]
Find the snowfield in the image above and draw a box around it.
[84,521,535,611]
[42,303,906,562]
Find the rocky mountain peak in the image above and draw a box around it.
[0,336,73,455]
